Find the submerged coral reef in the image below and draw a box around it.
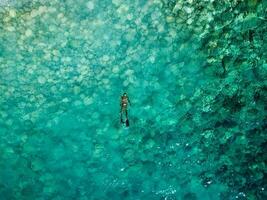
[0,0,266,199]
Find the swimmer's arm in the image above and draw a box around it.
[128,98,131,106]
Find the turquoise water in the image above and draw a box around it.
[0,0,266,199]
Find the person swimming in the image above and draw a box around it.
[120,92,131,127]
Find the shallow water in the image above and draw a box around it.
[0,0,266,200]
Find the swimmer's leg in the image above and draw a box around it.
[120,112,124,123]
[120,108,125,123]
[125,110,128,119]
[125,110,129,127]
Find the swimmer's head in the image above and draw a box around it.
[123,93,127,96]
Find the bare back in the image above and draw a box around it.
[121,96,128,109]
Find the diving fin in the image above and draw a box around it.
[125,119,129,127]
